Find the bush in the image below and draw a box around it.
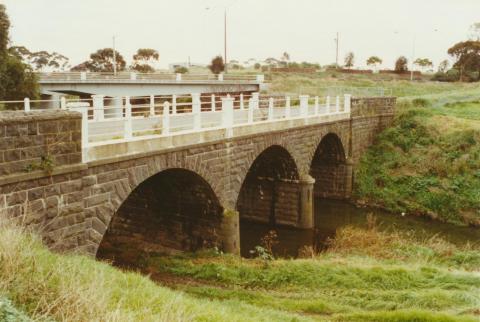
[174,66,188,74]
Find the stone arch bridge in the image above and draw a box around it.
[0,94,395,256]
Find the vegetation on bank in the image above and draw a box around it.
[354,98,480,226]
[1,221,478,322]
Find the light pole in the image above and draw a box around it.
[206,6,228,73]
[112,35,117,76]
[334,32,339,68]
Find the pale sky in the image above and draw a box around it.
[1,0,479,69]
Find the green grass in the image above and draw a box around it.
[1,222,479,321]
[354,99,480,226]
[142,225,479,321]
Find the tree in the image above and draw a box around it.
[447,40,480,81]
[72,48,126,72]
[208,55,225,74]
[131,48,159,73]
[414,58,433,72]
[438,60,449,73]
[469,22,480,41]
[254,63,261,70]
[394,56,409,73]
[10,47,70,72]
[0,4,38,102]
[344,52,354,69]
[366,56,382,68]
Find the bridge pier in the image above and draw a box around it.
[298,174,315,229]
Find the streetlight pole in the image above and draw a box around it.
[335,32,339,68]
[410,35,415,82]
[113,35,117,76]
[224,8,227,73]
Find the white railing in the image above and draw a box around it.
[35,72,265,83]
[1,92,351,162]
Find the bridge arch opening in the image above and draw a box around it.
[96,168,223,264]
[309,133,349,199]
[236,145,308,255]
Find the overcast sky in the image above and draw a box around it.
[1,0,479,69]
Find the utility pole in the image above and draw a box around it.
[113,35,117,76]
[224,8,227,73]
[410,35,415,82]
[335,32,339,68]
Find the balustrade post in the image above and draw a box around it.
[344,94,351,113]
[130,72,137,80]
[256,74,265,82]
[336,96,340,113]
[24,98,30,112]
[252,92,259,109]
[299,95,309,117]
[92,94,105,121]
[60,96,67,110]
[218,73,224,81]
[240,93,244,110]
[211,94,216,111]
[124,96,133,139]
[172,95,177,114]
[163,101,170,135]
[326,96,331,114]
[268,97,274,121]
[247,98,254,124]
[176,73,182,81]
[149,95,155,116]
[285,96,291,118]
[222,96,234,138]
[191,93,201,131]
[80,72,87,81]
[314,96,319,115]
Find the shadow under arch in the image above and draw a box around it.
[96,168,223,264]
[309,133,349,199]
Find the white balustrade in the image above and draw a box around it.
[80,72,87,81]
[24,98,30,112]
[299,95,309,117]
[344,94,351,113]
[124,96,132,139]
[218,73,224,81]
[60,96,67,110]
[285,96,291,118]
[268,97,274,121]
[240,93,244,110]
[149,95,155,116]
[92,95,105,121]
[314,96,319,115]
[248,98,254,124]
[163,101,170,135]
[172,95,177,114]
[130,72,137,80]
[222,96,234,137]
[336,96,340,113]
[211,94,216,111]
[326,96,331,113]
[252,92,259,109]
[256,74,265,82]
[176,73,182,81]
[192,93,201,130]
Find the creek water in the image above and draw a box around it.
[240,199,480,258]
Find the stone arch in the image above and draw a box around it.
[236,145,300,226]
[96,167,225,263]
[230,134,305,208]
[309,133,351,199]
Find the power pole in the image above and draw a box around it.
[113,36,117,76]
[335,32,339,68]
[224,8,227,73]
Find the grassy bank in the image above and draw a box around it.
[354,99,480,226]
[1,222,478,321]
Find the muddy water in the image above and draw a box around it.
[240,199,480,258]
